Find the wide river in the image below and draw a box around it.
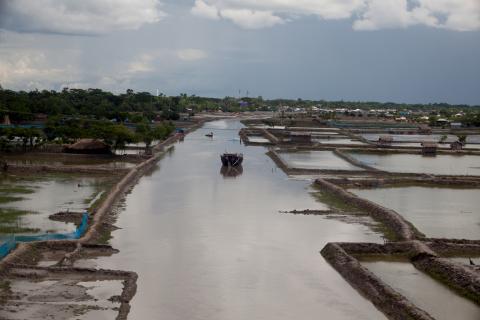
[93,120,385,319]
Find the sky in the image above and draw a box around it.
[0,0,479,104]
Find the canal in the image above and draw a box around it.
[93,120,385,319]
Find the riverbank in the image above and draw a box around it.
[0,119,206,319]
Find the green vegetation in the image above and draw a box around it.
[312,189,361,212]
[0,208,39,234]
[0,185,35,194]
[0,195,26,204]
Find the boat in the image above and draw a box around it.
[205,132,214,138]
[220,153,243,166]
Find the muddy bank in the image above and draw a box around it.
[333,149,379,171]
[0,120,206,319]
[315,179,420,241]
[322,240,480,309]
[412,255,480,305]
[321,243,435,320]
[327,177,480,188]
[1,264,137,320]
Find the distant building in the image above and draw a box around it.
[450,122,462,129]
[421,141,437,155]
[436,118,449,126]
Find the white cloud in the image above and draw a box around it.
[220,9,284,29]
[191,0,220,20]
[0,0,166,35]
[0,50,78,90]
[191,0,480,31]
[128,54,156,73]
[177,49,208,61]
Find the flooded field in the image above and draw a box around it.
[350,186,480,239]
[347,152,480,175]
[361,260,480,320]
[92,120,386,320]
[246,136,271,143]
[0,174,112,235]
[314,138,367,145]
[3,153,138,169]
[1,269,125,320]
[278,150,364,171]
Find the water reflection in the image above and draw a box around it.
[361,260,480,320]
[220,165,243,178]
[350,186,480,239]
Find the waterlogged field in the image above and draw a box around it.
[246,136,271,143]
[361,260,480,320]
[350,186,480,239]
[279,150,364,171]
[359,134,480,143]
[314,138,367,145]
[347,152,480,175]
[3,153,138,169]
[0,173,114,236]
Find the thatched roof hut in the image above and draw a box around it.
[64,139,111,154]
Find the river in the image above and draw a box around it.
[91,120,385,319]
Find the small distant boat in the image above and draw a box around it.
[220,153,243,166]
[205,132,214,138]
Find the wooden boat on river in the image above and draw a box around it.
[220,153,243,166]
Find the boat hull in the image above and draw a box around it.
[220,153,243,166]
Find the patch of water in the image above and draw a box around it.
[0,175,109,234]
[350,186,480,239]
[348,152,480,175]
[361,260,480,320]
[279,150,364,171]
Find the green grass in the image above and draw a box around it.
[0,185,35,194]
[0,195,26,204]
[0,208,39,234]
[311,189,362,212]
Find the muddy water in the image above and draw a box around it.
[3,154,137,169]
[361,260,480,320]
[94,120,385,320]
[279,150,363,171]
[0,175,108,234]
[348,152,480,175]
[350,186,480,239]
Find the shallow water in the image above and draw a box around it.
[278,150,364,171]
[0,175,108,234]
[348,152,480,175]
[4,154,137,169]
[94,120,385,320]
[361,260,480,320]
[350,186,480,239]
[315,138,367,145]
[247,136,271,143]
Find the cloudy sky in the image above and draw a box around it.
[0,0,479,104]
